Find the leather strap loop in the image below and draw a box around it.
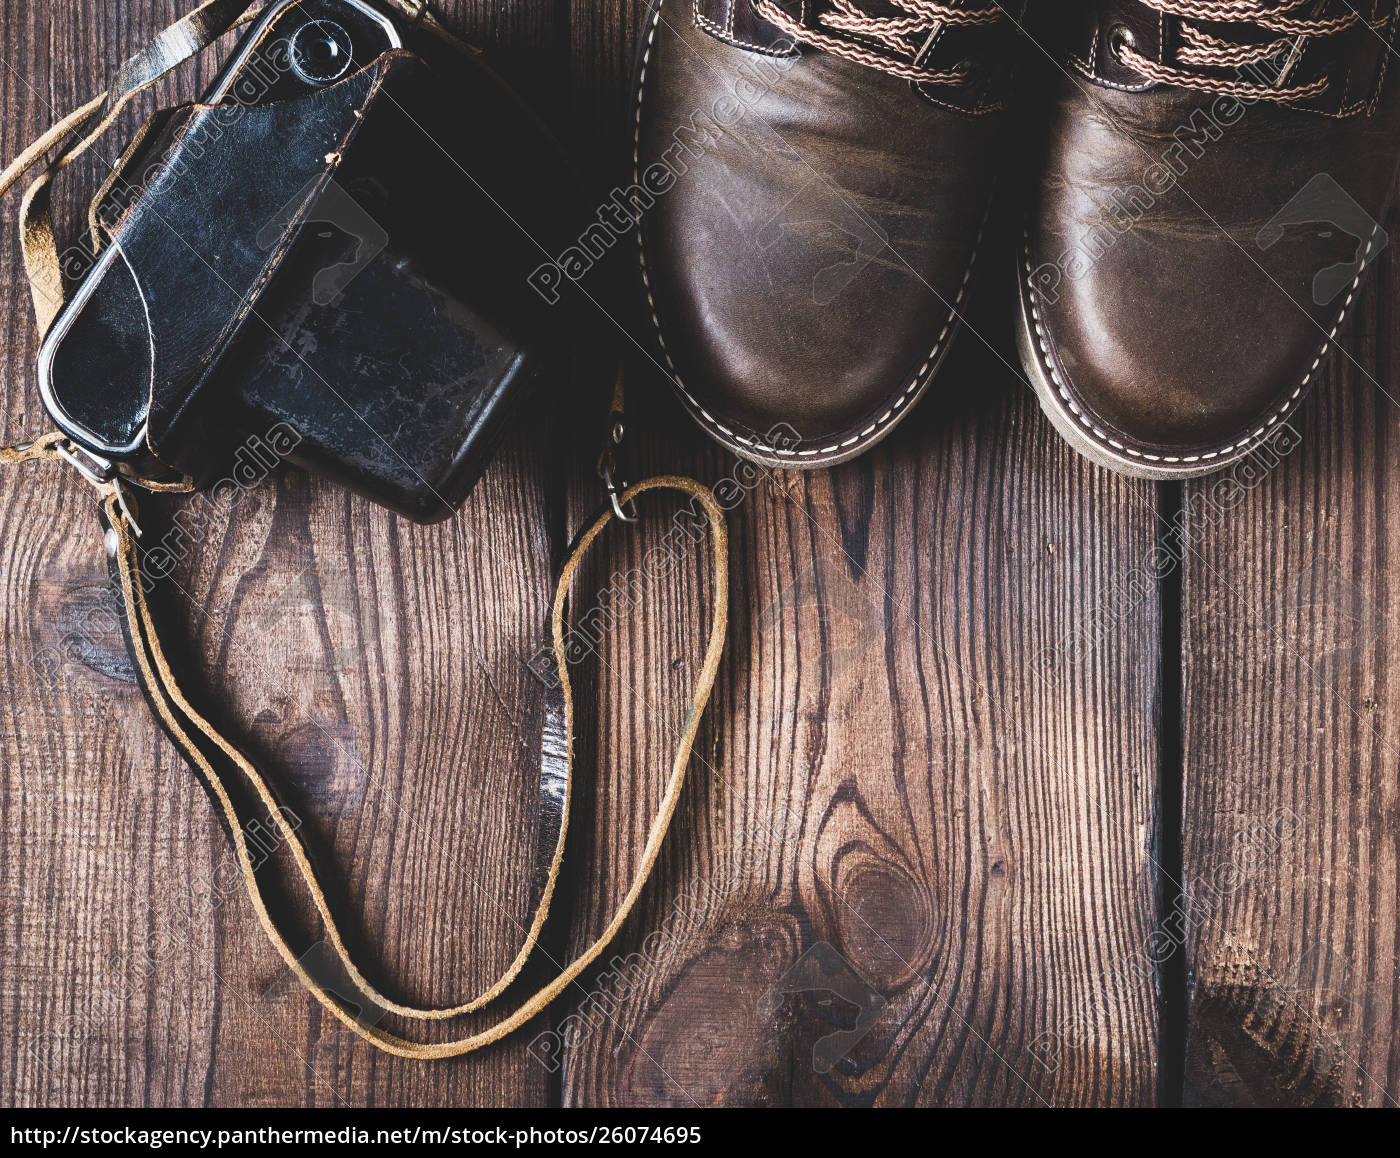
[0,432,68,466]
[51,467,724,1059]
[95,475,727,1057]
[1,437,727,1057]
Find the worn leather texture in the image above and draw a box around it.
[45,0,574,521]
[214,46,573,522]
[1020,0,1400,472]
[635,0,1023,466]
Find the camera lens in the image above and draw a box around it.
[290,20,354,85]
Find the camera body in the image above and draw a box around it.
[39,0,574,521]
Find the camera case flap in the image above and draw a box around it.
[40,0,575,522]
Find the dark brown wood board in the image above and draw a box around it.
[553,367,1165,1107]
[1,0,563,1108]
[554,1,1163,1102]
[1181,216,1400,1108]
[0,0,1197,1108]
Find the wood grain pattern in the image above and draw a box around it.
[1,0,562,1108]
[556,371,1166,1107]
[552,4,1166,1092]
[1182,221,1400,1108]
[0,0,1198,1109]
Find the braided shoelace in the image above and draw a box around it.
[751,0,1004,85]
[1114,0,1367,102]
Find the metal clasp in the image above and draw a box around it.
[598,410,638,524]
[53,440,115,485]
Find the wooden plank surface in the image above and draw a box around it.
[1182,215,1400,1108]
[1,0,563,1107]
[554,2,1164,1101]
[555,367,1166,1107]
[0,0,1178,1107]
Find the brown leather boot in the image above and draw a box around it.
[1018,1,1400,478]
[633,0,1024,467]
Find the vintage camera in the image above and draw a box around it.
[38,0,574,521]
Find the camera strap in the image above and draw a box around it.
[0,2,733,1059]
[1,436,730,1059]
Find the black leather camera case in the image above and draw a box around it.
[40,0,573,521]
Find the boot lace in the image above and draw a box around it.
[1112,0,1370,102]
[751,0,1005,86]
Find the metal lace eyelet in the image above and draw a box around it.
[1108,23,1137,62]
